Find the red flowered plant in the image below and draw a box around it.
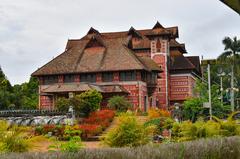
[42,124,56,134]
[79,124,102,139]
[83,109,115,129]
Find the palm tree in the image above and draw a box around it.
[218,36,240,111]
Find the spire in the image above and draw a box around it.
[152,21,164,29]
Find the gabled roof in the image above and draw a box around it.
[41,83,129,94]
[170,54,195,70]
[32,36,161,76]
[170,39,187,53]
[87,27,100,35]
[170,54,201,76]
[128,27,142,38]
[152,21,164,29]
[186,56,201,74]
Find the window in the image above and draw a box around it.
[120,71,136,81]
[102,72,113,82]
[44,76,58,85]
[64,75,75,83]
[80,74,96,83]
[141,71,147,81]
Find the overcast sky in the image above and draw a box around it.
[0,0,239,85]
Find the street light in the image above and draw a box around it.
[202,59,217,120]
[217,67,226,106]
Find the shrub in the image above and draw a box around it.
[148,108,171,119]
[63,125,82,141]
[76,89,102,117]
[56,89,102,117]
[49,136,83,152]
[79,124,102,139]
[0,121,30,152]
[144,117,174,134]
[107,96,132,112]
[55,98,70,112]
[83,109,115,129]
[103,113,151,147]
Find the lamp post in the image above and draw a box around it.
[217,67,226,106]
[202,59,216,120]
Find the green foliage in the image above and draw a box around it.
[0,67,38,110]
[103,113,151,147]
[63,126,82,141]
[107,96,132,112]
[56,89,102,116]
[55,98,70,112]
[183,79,231,121]
[0,120,30,153]
[144,117,174,134]
[48,136,83,152]
[76,89,102,116]
[60,136,83,152]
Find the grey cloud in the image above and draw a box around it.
[0,0,239,85]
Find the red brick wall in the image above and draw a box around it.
[170,75,196,102]
[40,95,53,110]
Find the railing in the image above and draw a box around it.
[0,109,65,117]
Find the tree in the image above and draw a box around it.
[107,96,132,112]
[218,36,240,111]
[183,80,231,121]
[55,89,102,117]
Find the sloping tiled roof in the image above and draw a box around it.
[170,54,195,70]
[41,83,129,94]
[170,54,201,75]
[186,56,201,74]
[32,34,161,76]
[32,22,195,77]
[169,39,187,53]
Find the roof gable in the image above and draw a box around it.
[152,21,164,29]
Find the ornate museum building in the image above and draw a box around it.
[32,22,201,111]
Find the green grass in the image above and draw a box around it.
[1,136,240,159]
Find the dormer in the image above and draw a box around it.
[85,34,105,49]
[128,27,142,39]
[127,27,145,49]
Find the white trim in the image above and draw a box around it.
[170,73,196,81]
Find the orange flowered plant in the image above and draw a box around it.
[148,108,171,119]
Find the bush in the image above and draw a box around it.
[55,98,70,112]
[144,117,174,134]
[0,120,30,152]
[107,96,132,112]
[79,124,102,139]
[77,89,102,117]
[56,89,102,117]
[83,109,115,129]
[103,113,151,147]
[148,108,171,119]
